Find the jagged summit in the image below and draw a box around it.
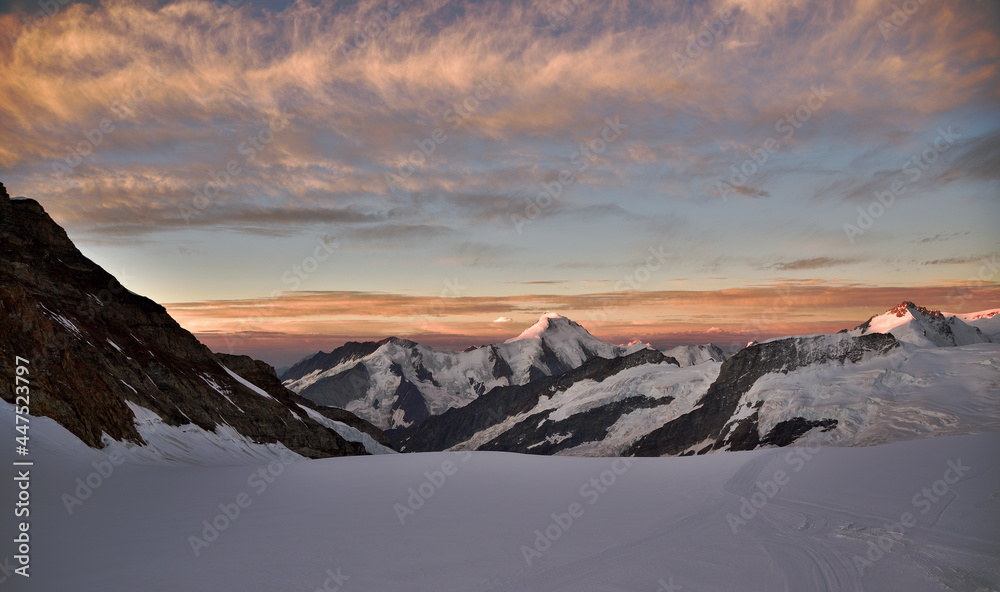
[885,301,943,319]
[851,301,990,347]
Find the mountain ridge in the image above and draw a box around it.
[0,183,388,461]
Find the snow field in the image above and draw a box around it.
[2,399,997,592]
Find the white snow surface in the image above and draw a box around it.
[3,399,998,592]
[743,342,1000,448]
[447,339,999,456]
[112,401,303,466]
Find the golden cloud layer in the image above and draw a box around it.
[166,281,1000,352]
[0,0,996,230]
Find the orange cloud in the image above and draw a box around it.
[0,0,996,232]
[167,281,1000,359]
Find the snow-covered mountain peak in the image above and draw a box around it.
[505,312,584,343]
[851,301,991,347]
[865,301,940,333]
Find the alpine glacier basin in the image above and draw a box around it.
[3,406,998,592]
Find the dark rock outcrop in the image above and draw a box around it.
[0,184,383,458]
[296,364,372,409]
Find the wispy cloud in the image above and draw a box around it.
[767,256,863,271]
[0,0,996,234]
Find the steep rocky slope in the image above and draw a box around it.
[0,183,386,458]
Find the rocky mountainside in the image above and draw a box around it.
[627,332,899,456]
[395,348,679,452]
[281,312,652,430]
[3,182,994,462]
[392,332,904,456]
[391,302,998,457]
[0,183,388,460]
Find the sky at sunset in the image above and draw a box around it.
[1,0,998,366]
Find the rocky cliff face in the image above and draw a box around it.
[396,348,678,452]
[394,332,902,457]
[0,183,386,458]
[626,332,899,456]
[215,353,392,448]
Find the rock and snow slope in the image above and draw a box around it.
[0,183,388,459]
[850,301,992,347]
[395,304,999,457]
[281,313,651,430]
[952,307,1000,341]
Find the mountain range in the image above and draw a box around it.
[1,182,997,463]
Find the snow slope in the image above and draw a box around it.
[953,308,1000,341]
[450,360,722,456]
[851,301,992,347]
[738,342,1000,447]
[2,400,997,592]
[661,343,727,366]
[283,313,649,430]
[410,327,996,457]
